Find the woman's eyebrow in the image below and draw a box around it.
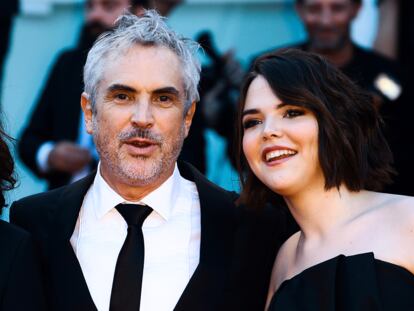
[242,108,259,117]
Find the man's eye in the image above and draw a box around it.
[243,119,261,130]
[306,5,321,14]
[154,95,174,107]
[331,4,346,13]
[114,93,130,101]
[159,95,171,102]
[284,109,304,118]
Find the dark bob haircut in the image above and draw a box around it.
[0,123,15,212]
[236,49,394,209]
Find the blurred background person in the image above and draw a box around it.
[18,0,148,190]
[0,0,19,100]
[0,121,45,310]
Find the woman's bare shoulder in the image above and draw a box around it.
[372,192,414,273]
[270,231,301,289]
[266,231,301,309]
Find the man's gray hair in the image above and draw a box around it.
[83,10,201,111]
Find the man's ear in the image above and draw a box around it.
[81,92,94,134]
[184,101,196,138]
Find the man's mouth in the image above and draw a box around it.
[123,138,160,156]
[125,140,156,148]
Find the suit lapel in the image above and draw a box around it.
[174,162,238,311]
[47,173,98,311]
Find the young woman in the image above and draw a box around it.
[236,49,414,310]
[0,125,45,310]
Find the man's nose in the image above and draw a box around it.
[320,7,334,26]
[131,101,154,128]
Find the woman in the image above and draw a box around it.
[236,49,414,310]
[0,125,45,310]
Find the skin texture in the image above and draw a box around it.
[242,75,323,197]
[81,44,196,201]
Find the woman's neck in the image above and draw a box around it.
[284,185,367,242]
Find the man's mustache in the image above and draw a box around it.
[314,26,339,34]
[118,128,163,144]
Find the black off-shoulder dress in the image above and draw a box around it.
[268,252,414,311]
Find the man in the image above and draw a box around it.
[11,11,286,311]
[18,0,148,189]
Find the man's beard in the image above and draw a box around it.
[93,121,186,187]
[309,28,348,53]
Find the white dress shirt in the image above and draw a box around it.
[70,163,201,311]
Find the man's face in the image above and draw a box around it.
[85,0,131,36]
[296,0,360,52]
[82,44,195,190]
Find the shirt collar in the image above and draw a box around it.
[92,162,181,221]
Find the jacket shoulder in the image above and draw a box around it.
[9,186,65,232]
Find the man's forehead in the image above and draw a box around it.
[99,44,185,92]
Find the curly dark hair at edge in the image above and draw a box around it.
[0,124,16,212]
[235,49,395,210]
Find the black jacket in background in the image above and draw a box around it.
[18,45,88,189]
[0,220,45,310]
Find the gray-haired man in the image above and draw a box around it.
[11,10,284,311]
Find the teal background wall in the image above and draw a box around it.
[1,0,378,218]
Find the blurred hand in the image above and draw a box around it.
[47,141,92,173]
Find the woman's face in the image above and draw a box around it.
[242,75,324,197]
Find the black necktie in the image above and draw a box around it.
[110,203,153,311]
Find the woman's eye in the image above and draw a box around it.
[284,109,304,118]
[243,119,261,129]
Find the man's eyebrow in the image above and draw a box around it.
[152,87,180,96]
[107,84,137,93]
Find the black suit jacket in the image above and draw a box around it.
[0,0,19,17]
[0,220,45,310]
[18,48,88,189]
[10,162,287,311]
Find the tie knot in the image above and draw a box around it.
[115,203,153,227]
